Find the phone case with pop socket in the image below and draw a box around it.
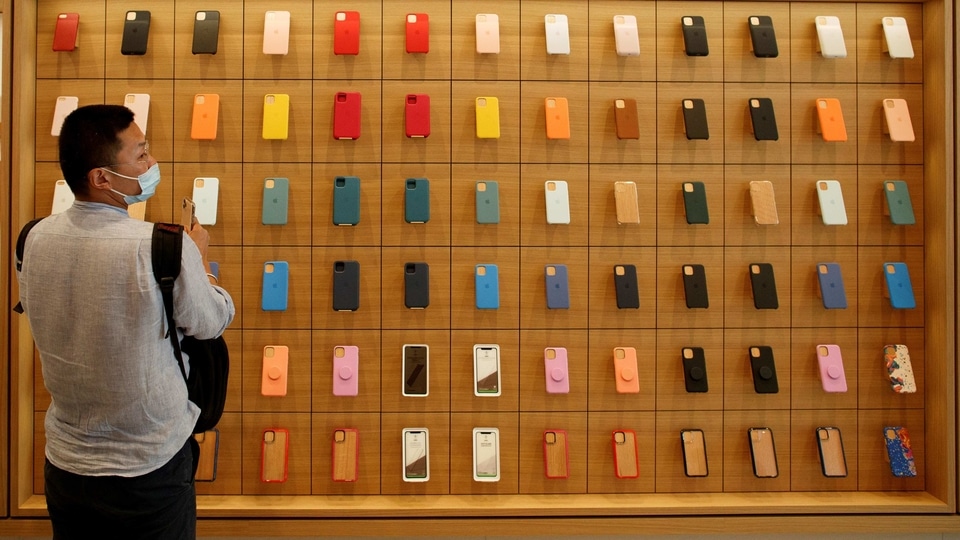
[749,98,779,141]
[884,426,917,477]
[332,345,359,396]
[543,430,569,479]
[883,262,916,309]
[681,99,709,140]
[261,345,289,397]
[613,264,640,309]
[816,427,848,477]
[816,180,848,225]
[260,429,289,482]
[613,347,640,394]
[612,430,639,478]
[748,427,779,478]
[883,180,916,225]
[53,13,80,52]
[882,17,914,59]
[882,98,915,142]
[681,16,709,56]
[333,11,360,55]
[614,99,640,139]
[748,16,778,57]
[816,344,848,393]
[332,428,359,482]
[614,182,640,224]
[405,13,429,54]
[749,346,779,394]
[883,344,916,393]
[613,15,640,56]
[544,347,570,394]
[817,262,848,309]
[681,429,708,477]
[682,347,709,393]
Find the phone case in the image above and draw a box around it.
[883,98,916,142]
[475,97,501,139]
[883,180,916,225]
[544,14,571,55]
[682,347,709,393]
[614,99,640,140]
[262,178,289,225]
[120,11,150,55]
[815,15,847,58]
[612,430,639,479]
[332,345,359,397]
[543,347,570,394]
[749,98,779,141]
[884,262,916,309]
[613,15,640,57]
[681,16,709,56]
[124,93,150,136]
[404,94,431,138]
[473,428,500,482]
[749,346,779,394]
[262,11,290,55]
[194,429,219,482]
[332,428,359,482]
[333,92,362,140]
[748,427,779,478]
[614,181,640,225]
[817,262,848,309]
[192,177,219,226]
[405,13,429,54]
[260,345,289,397]
[262,94,290,140]
[882,17,915,59]
[543,430,570,479]
[51,180,75,214]
[51,96,79,136]
[332,176,361,226]
[190,94,220,140]
[332,260,360,312]
[261,261,289,311]
[816,98,848,142]
[475,264,499,309]
[883,344,917,393]
[816,344,848,393]
[544,264,570,309]
[53,13,80,52]
[884,426,918,477]
[260,428,289,483]
[404,178,430,223]
[682,182,709,225]
[681,430,708,477]
[816,180,848,225]
[473,344,501,396]
[475,181,500,224]
[681,99,709,140]
[192,11,220,55]
[614,264,640,309]
[748,16,779,57]
[682,264,709,309]
[613,347,640,394]
[544,181,571,224]
[404,262,430,309]
[749,263,779,310]
[749,180,779,225]
[544,97,571,140]
[402,344,429,397]
[402,428,430,482]
[816,427,848,478]
[334,11,360,55]
[475,14,500,54]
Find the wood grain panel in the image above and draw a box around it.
[240,246,312,330]
[379,412,450,495]
[450,329,521,412]
[587,247,658,330]
[104,0,175,80]
[518,1,590,82]
[311,330,382,414]
[449,412,520,495]
[518,329,588,412]
[656,164,726,247]
[242,1,313,81]
[788,3,858,84]
[36,2,107,79]
[722,246,793,328]
[451,0,522,81]
[855,3,923,84]
[518,247,589,329]
[381,164,452,247]
[450,164,522,247]
[241,330,312,413]
[310,412,382,495]
[656,82,725,164]
[656,328,725,411]
[588,1,658,82]
[857,165,924,246]
[312,0,382,80]
[722,2,791,83]
[722,409,791,492]
[588,164,658,247]
[654,410,724,493]
[242,79,314,163]
[722,83,792,164]
[723,328,792,411]
[789,328,859,410]
[241,163,313,247]
[172,80,245,164]
[173,1,244,80]
[586,411,656,493]
[380,247,452,329]
[656,2,725,82]
[789,409,859,491]
[450,247,521,330]
[380,330,451,413]
[518,412,588,494]
[241,412,312,495]
[382,0,453,81]
[310,246,382,330]
[857,327,925,411]
[587,329,657,412]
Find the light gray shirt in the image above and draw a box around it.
[17,201,235,477]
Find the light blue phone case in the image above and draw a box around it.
[884,262,916,309]
[475,264,499,309]
[262,261,289,311]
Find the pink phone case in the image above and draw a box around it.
[543,347,570,394]
[332,345,359,396]
[816,344,847,393]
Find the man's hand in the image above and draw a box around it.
[186,221,212,273]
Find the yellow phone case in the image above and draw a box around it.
[262,93,290,140]
[475,97,501,139]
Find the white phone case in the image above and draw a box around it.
[472,428,501,482]
[815,16,847,58]
[475,14,500,54]
[544,14,571,55]
[263,10,291,55]
[51,96,79,136]
[192,177,220,226]
[816,180,848,226]
[51,179,75,215]
[124,93,150,136]
[544,181,571,225]
[613,15,640,56]
[401,428,430,483]
[882,17,914,59]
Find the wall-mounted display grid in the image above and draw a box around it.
[12,0,955,525]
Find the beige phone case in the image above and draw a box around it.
[194,429,219,482]
[332,428,359,482]
[749,427,779,478]
[749,181,779,225]
[614,181,640,224]
[543,430,569,479]
[817,427,848,477]
[613,430,639,478]
[681,430,708,477]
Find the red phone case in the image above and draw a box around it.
[333,92,361,140]
[405,94,431,138]
[53,13,80,52]
[334,11,360,55]
[405,13,429,53]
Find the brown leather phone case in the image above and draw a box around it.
[614,98,640,139]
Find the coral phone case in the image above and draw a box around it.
[405,13,429,54]
[815,16,847,58]
[749,180,779,225]
[884,180,916,225]
[51,96,78,136]
[262,178,289,225]
[544,14,571,55]
[613,347,640,394]
[681,430,708,477]
[475,14,500,54]
[260,428,289,483]
[543,430,570,479]
[817,262,848,309]
[682,264,709,309]
[614,264,640,309]
[614,181,640,225]
[884,426,917,477]
[332,260,360,312]
[332,345,359,397]
[543,347,570,394]
[544,265,570,309]
[681,99,709,140]
[883,344,917,393]
[334,11,360,55]
[332,428,359,482]
[613,15,640,56]
[681,16,709,56]
[544,181,571,224]
[748,15,779,57]
[884,262,916,309]
[475,97,501,139]
[748,427,779,478]
[405,94,431,138]
[190,94,219,140]
[333,92,362,140]
[682,347,709,393]
[475,264,499,309]
[473,344,501,396]
[192,11,220,55]
[194,429,219,482]
[749,98,779,141]
[749,263,779,310]
[545,97,571,140]
[404,262,430,309]
[262,94,290,140]
[614,99,640,139]
[682,182,709,224]
[612,430,639,478]
[816,98,848,142]
[53,13,79,52]
[816,344,848,393]
[402,428,429,482]
[332,176,361,226]
[260,345,289,397]
[882,98,916,142]
[749,345,779,394]
[262,11,290,55]
[475,181,500,224]
[120,11,150,56]
[816,180,848,225]
[261,261,289,311]
[882,16,915,59]
[817,427,848,477]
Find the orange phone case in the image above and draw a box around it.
[543,430,569,479]
[545,97,571,140]
[613,347,640,394]
[190,94,219,140]
[332,428,359,482]
[261,345,289,397]
[815,98,848,142]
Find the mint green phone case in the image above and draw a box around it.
[476,181,500,224]
[262,177,289,225]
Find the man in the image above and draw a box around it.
[16,104,235,539]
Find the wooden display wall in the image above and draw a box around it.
[11,0,956,528]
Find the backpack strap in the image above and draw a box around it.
[13,217,46,314]
[151,223,188,383]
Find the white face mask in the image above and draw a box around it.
[102,163,161,204]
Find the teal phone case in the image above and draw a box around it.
[884,180,916,225]
[261,261,289,311]
[333,176,360,226]
[475,181,500,224]
[262,177,289,225]
[682,181,709,224]
[404,178,430,223]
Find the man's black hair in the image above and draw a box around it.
[58,104,135,196]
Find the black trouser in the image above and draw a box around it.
[44,437,198,540]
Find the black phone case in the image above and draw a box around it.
[749,263,779,309]
[682,347,709,393]
[749,98,779,141]
[403,346,428,395]
[682,16,709,56]
[749,345,779,393]
[682,182,710,224]
[120,11,151,55]
[192,11,220,55]
[749,16,779,58]
[404,262,430,309]
[682,264,709,309]
[332,260,360,312]
[682,99,710,140]
[614,264,640,309]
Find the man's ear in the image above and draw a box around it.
[88,168,112,192]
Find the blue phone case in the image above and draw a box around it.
[208,261,220,280]
[261,261,289,311]
[333,176,360,226]
[544,264,570,309]
[404,178,430,223]
[475,264,499,309]
[884,262,916,309]
[816,263,847,309]
[262,177,290,225]
[883,426,917,477]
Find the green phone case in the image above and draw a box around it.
[262,177,289,225]
[682,181,709,224]
[884,180,916,225]
[333,176,360,226]
[404,178,430,223]
[475,181,500,224]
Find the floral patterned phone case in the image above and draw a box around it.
[884,426,917,477]
[883,344,916,393]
